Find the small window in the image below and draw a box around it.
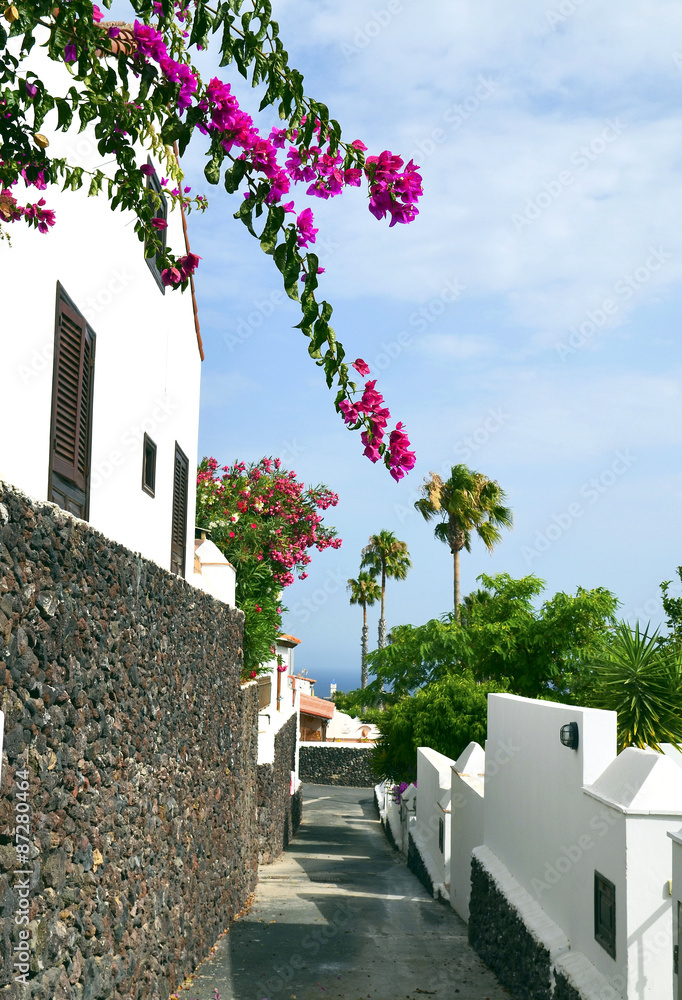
[142,434,157,497]
[145,161,167,293]
[438,817,445,855]
[594,872,616,959]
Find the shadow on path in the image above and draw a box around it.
[178,785,509,1000]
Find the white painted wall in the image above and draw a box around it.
[1,35,201,578]
[670,828,682,1000]
[415,747,454,897]
[193,540,236,606]
[450,742,485,922]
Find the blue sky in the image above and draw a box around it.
[112,0,682,696]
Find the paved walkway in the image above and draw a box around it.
[179,784,509,1000]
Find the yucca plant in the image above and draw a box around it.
[587,622,682,752]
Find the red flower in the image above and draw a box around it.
[352,358,371,376]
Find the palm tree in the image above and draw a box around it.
[347,571,382,689]
[415,464,513,617]
[586,622,682,751]
[361,530,411,649]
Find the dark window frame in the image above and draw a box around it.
[47,283,96,521]
[438,816,445,855]
[145,160,167,294]
[594,871,617,959]
[142,433,157,498]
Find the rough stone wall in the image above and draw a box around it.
[0,483,260,1000]
[256,714,302,864]
[298,745,375,787]
[407,832,434,898]
[468,855,552,1000]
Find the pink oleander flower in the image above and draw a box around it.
[352,359,370,376]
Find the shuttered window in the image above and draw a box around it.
[594,871,616,959]
[170,443,189,577]
[48,285,96,520]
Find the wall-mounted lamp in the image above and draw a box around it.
[560,721,579,750]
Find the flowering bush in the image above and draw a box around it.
[196,456,341,675]
[0,0,421,479]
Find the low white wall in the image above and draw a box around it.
[416,747,455,896]
[450,742,485,922]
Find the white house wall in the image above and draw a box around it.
[1,35,201,576]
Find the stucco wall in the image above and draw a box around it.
[0,483,260,1000]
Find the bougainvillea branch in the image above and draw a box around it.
[0,0,421,479]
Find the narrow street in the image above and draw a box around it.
[180,785,509,1000]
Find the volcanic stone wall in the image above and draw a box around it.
[298,744,375,787]
[468,855,553,1000]
[256,713,302,864]
[0,482,259,1000]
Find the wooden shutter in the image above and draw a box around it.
[49,286,95,519]
[594,872,616,958]
[171,443,189,576]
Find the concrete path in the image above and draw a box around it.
[179,784,509,1000]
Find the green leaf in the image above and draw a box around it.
[205,154,223,186]
[223,157,248,193]
[234,195,256,236]
[55,97,73,131]
[258,203,285,254]
[160,116,185,144]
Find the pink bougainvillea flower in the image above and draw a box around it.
[161,266,181,286]
[92,4,104,23]
[295,207,318,249]
[25,81,38,99]
[140,163,155,176]
[64,44,77,63]
[108,26,120,38]
[151,217,168,230]
[351,359,370,377]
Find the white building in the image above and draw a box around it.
[1,29,202,580]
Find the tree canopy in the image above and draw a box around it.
[367,572,619,701]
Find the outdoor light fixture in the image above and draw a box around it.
[560,722,579,750]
